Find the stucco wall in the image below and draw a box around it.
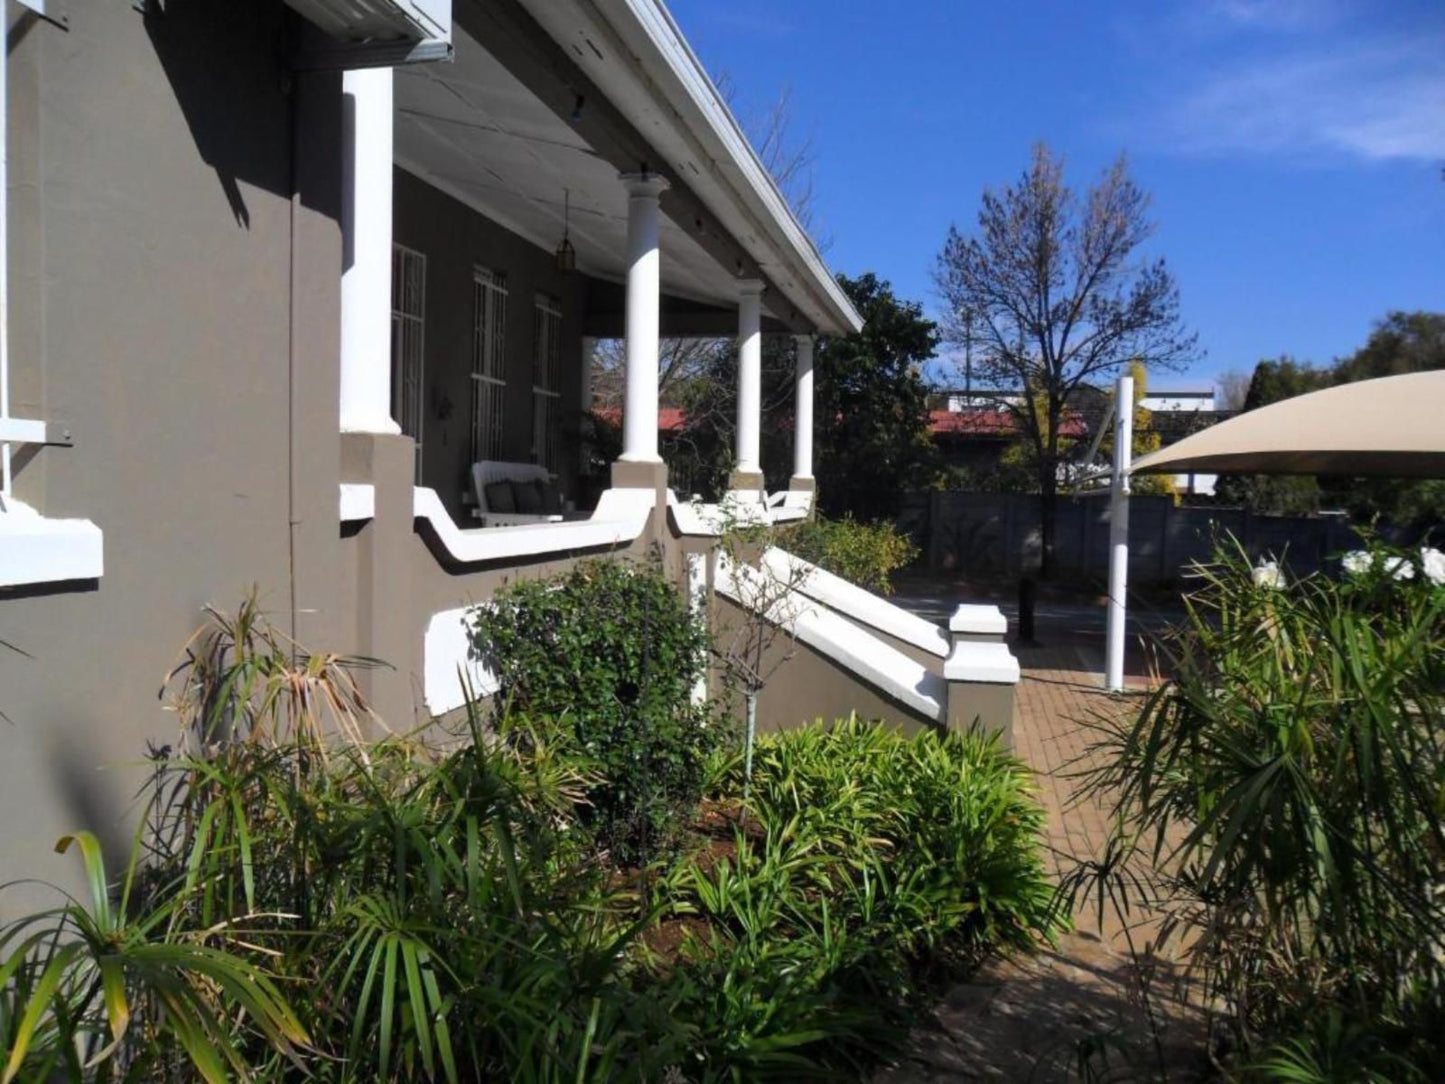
[711,596,939,737]
[0,2,343,906]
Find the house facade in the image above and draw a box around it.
[0,0,1017,896]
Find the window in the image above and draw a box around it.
[531,294,563,472]
[471,268,508,462]
[390,244,426,484]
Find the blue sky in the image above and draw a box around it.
[668,0,1445,389]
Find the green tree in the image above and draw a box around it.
[814,271,941,520]
[1214,356,1327,514]
[1324,312,1445,523]
[1216,316,1445,522]
[934,143,1198,577]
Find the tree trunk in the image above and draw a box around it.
[1039,411,1061,580]
[1039,467,1057,580]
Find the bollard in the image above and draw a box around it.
[1017,576,1036,645]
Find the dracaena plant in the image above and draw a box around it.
[1060,536,1445,1080]
[0,830,308,1084]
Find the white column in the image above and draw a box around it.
[792,334,815,481]
[735,279,765,476]
[339,68,400,434]
[1105,373,1133,693]
[619,173,668,463]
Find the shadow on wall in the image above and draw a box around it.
[143,0,341,228]
[43,720,137,885]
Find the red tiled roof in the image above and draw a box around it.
[592,406,687,432]
[595,405,1087,440]
[928,409,1088,439]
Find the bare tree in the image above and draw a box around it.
[715,72,826,246]
[711,512,812,792]
[589,338,729,410]
[1216,368,1252,412]
[934,143,1199,577]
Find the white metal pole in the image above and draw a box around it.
[1105,373,1133,692]
[618,173,667,463]
[734,280,764,477]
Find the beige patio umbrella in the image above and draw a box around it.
[1131,370,1445,479]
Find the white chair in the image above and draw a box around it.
[470,461,564,527]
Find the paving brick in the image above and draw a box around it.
[875,640,1207,1081]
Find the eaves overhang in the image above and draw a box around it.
[514,0,863,337]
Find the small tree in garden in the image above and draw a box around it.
[467,556,717,861]
[712,509,813,788]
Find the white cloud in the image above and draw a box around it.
[1200,0,1349,33]
[1151,38,1445,162]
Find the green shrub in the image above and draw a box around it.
[467,558,717,861]
[651,719,1057,1075]
[4,605,1058,1083]
[779,514,918,594]
[1069,538,1445,1079]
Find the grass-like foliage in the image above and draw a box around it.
[778,514,919,595]
[3,600,1057,1082]
[468,557,718,861]
[1064,538,1445,1081]
[0,831,307,1083]
[650,719,1057,1077]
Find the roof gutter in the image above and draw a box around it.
[516,0,863,336]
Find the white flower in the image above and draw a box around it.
[1421,547,1445,586]
[1252,561,1284,589]
[1342,550,1372,576]
[1383,555,1415,581]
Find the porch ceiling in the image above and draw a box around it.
[394,26,757,317]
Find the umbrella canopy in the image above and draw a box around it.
[1131,370,1445,478]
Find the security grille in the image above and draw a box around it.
[531,294,563,471]
[390,245,427,484]
[471,268,508,462]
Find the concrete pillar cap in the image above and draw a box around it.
[949,603,1007,636]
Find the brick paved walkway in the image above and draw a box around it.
[875,641,1208,1082]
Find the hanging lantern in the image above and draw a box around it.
[555,189,577,273]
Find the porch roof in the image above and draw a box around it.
[394,0,862,337]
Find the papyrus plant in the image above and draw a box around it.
[1062,537,1445,1079]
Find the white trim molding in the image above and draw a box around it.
[413,484,652,563]
[339,483,376,523]
[423,604,498,716]
[763,547,950,659]
[0,500,103,588]
[715,551,944,722]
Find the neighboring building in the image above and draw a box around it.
[927,390,1087,477]
[927,384,1231,495]
[1138,387,1230,497]
[3,1,1017,897]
